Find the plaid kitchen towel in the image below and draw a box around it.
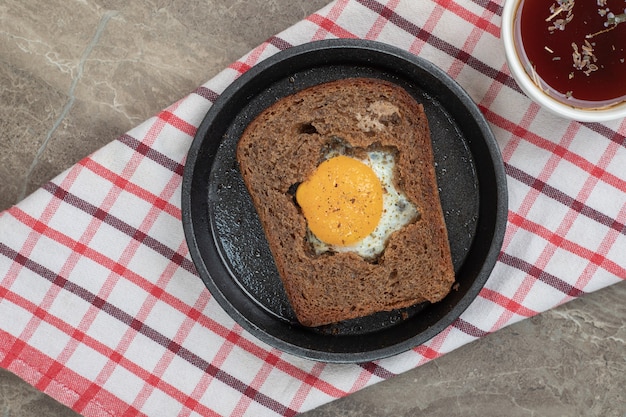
[1,0,625,416]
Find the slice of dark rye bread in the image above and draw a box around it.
[236,77,455,327]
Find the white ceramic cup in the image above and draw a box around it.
[501,0,626,122]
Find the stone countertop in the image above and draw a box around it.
[1,1,625,416]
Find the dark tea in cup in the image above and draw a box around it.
[514,0,626,109]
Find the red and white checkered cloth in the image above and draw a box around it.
[1,0,625,415]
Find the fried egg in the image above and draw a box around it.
[295,146,419,259]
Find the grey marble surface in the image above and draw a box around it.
[1,1,625,416]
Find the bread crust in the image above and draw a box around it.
[236,78,455,327]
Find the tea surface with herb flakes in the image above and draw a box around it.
[519,0,626,104]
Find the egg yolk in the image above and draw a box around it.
[296,155,383,246]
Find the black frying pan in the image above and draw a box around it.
[181,39,508,363]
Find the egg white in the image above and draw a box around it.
[306,149,419,259]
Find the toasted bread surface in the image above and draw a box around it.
[236,77,455,327]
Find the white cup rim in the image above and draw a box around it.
[501,0,626,122]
